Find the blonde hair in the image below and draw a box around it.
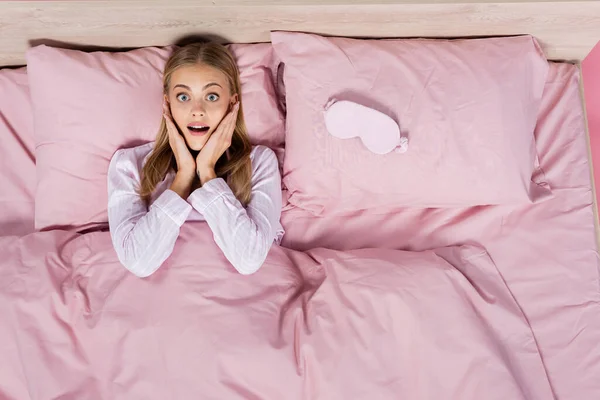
[139,42,252,206]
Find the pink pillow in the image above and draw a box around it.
[0,67,36,236]
[27,44,285,231]
[272,32,551,215]
[228,43,285,153]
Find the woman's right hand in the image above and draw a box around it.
[163,101,195,198]
[163,101,196,176]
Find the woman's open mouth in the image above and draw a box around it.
[187,124,210,136]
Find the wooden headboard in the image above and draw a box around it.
[1,0,599,67]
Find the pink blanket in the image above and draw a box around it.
[0,224,553,399]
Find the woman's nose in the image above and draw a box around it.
[191,102,205,117]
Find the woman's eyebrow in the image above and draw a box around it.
[173,84,191,91]
[203,82,222,90]
[172,83,222,91]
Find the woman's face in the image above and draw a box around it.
[166,63,238,151]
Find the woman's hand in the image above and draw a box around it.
[164,101,196,175]
[163,101,195,198]
[196,102,239,184]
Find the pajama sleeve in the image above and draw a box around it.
[187,146,284,275]
[107,146,192,277]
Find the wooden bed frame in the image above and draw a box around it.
[1,0,600,67]
[1,0,599,244]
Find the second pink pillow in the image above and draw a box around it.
[272,32,551,215]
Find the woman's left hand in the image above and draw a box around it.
[196,102,239,184]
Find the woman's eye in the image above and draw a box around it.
[206,93,219,102]
[176,93,190,102]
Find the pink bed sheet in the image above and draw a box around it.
[280,62,600,399]
[0,62,597,400]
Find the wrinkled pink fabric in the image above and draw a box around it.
[272,32,552,215]
[280,63,600,399]
[0,67,35,236]
[26,43,285,232]
[0,226,555,399]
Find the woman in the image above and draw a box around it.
[107,42,284,277]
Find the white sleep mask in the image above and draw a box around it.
[323,100,408,155]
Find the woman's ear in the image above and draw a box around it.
[163,94,170,105]
[231,93,239,105]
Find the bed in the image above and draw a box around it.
[1,1,599,399]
